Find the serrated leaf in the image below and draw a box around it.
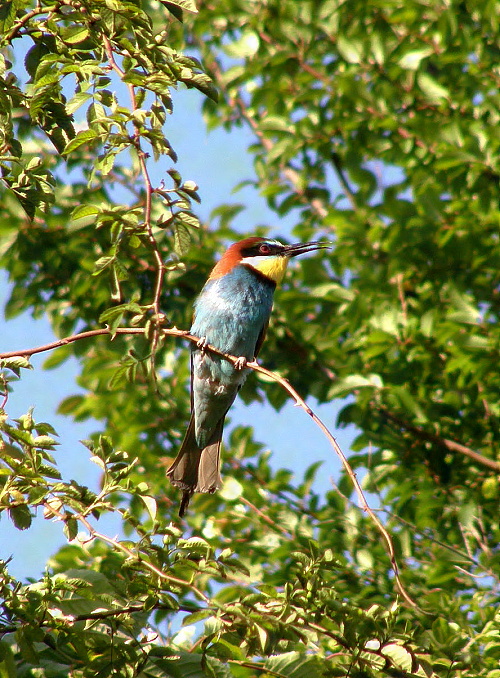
[381,643,413,672]
[63,129,99,155]
[174,223,192,255]
[9,503,32,530]
[176,211,200,229]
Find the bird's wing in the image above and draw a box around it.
[253,318,270,360]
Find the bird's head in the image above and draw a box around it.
[209,237,330,284]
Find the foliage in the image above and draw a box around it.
[1,0,500,676]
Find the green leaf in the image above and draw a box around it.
[417,72,450,103]
[0,640,17,678]
[63,129,99,155]
[398,47,433,70]
[161,0,198,15]
[1,356,32,370]
[61,25,90,44]
[174,223,192,255]
[328,373,383,398]
[259,116,293,134]
[265,652,323,678]
[337,34,364,63]
[380,643,413,672]
[63,516,78,541]
[9,503,32,530]
[223,31,260,58]
[482,477,498,500]
[141,495,157,521]
[32,434,58,448]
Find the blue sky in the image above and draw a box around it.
[1,85,356,581]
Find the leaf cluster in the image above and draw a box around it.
[2,0,500,677]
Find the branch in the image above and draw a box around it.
[381,408,500,472]
[4,3,61,42]
[0,327,145,359]
[331,152,358,212]
[0,598,204,633]
[43,501,211,604]
[1,325,418,607]
[102,34,165,368]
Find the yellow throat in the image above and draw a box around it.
[242,255,290,284]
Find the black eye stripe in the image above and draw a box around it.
[242,242,282,257]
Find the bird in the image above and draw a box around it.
[167,236,329,516]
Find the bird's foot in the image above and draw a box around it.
[234,356,247,370]
[196,336,208,352]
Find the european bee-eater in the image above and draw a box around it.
[167,236,329,516]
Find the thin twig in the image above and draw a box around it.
[381,408,500,472]
[43,500,211,604]
[102,35,165,377]
[1,325,417,608]
[239,497,290,535]
[1,328,491,476]
[4,3,61,42]
[331,152,358,211]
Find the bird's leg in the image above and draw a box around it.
[234,356,247,370]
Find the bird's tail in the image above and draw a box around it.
[167,414,224,517]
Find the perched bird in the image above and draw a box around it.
[167,236,329,516]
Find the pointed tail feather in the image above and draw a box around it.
[167,414,224,516]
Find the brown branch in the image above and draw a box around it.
[43,501,211,604]
[102,34,165,376]
[5,3,61,42]
[0,327,145,359]
[1,325,419,607]
[0,599,204,633]
[331,152,358,212]
[381,408,500,472]
[241,361,419,610]
[239,497,290,535]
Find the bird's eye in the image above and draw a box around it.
[259,244,271,254]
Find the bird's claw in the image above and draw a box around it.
[234,356,247,370]
[196,336,208,352]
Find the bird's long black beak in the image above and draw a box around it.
[282,241,331,258]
